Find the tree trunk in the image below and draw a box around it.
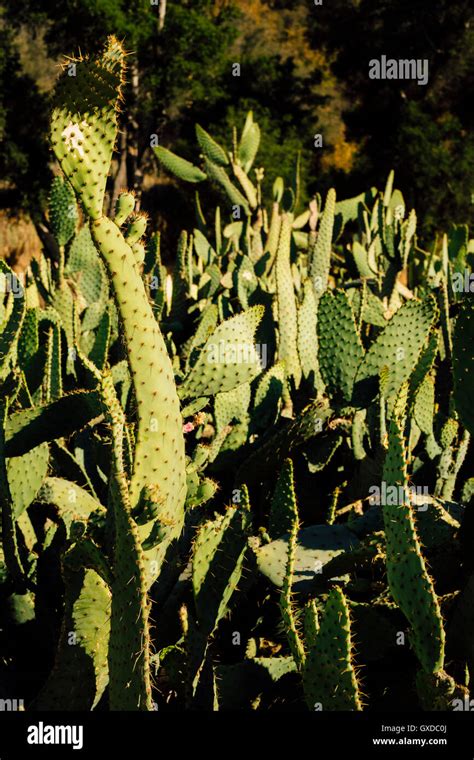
[127,60,142,209]
[159,0,167,30]
[111,127,129,215]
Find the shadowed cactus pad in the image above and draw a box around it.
[257,524,360,592]
[382,419,445,673]
[452,298,474,436]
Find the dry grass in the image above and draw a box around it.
[0,211,42,273]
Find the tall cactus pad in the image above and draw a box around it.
[108,478,152,710]
[276,214,301,385]
[297,281,318,379]
[382,419,445,672]
[302,587,362,711]
[48,176,78,246]
[279,503,305,668]
[91,216,186,513]
[269,459,298,540]
[34,567,111,710]
[50,36,125,219]
[192,499,251,634]
[96,371,152,711]
[0,262,25,379]
[317,290,364,403]
[310,188,336,297]
[452,299,474,436]
[238,111,260,172]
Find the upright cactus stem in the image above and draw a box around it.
[48,36,187,710]
[91,217,186,517]
[50,35,187,532]
[382,418,445,673]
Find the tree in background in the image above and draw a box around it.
[1,0,331,244]
[309,0,474,237]
[0,21,50,214]
[1,0,472,242]
[1,0,240,207]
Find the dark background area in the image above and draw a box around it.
[0,0,472,258]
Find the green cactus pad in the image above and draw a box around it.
[279,504,305,668]
[268,459,298,540]
[114,191,135,226]
[297,280,318,380]
[187,304,219,362]
[154,145,207,183]
[36,477,105,533]
[310,188,336,297]
[333,189,375,239]
[416,670,469,711]
[0,402,29,590]
[17,308,39,371]
[353,297,437,408]
[34,567,111,710]
[214,382,251,433]
[276,214,301,386]
[238,112,261,173]
[192,502,251,634]
[195,124,229,166]
[0,262,26,378]
[317,290,365,403]
[235,255,258,310]
[407,332,438,412]
[303,429,343,474]
[125,214,148,246]
[302,587,362,710]
[414,498,460,551]
[204,157,250,214]
[48,176,78,247]
[179,306,264,399]
[92,216,186,514]
[382,419,445,672]
[7,443,49,518]
[44,323,62,402]
[50,37,125,220]
[66,226,108,306]
[251,361,285,430]
[5,390,102,457]
[89,307,111,370]
[413,374,435,435]
[236,399,332,489]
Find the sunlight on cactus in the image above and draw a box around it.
[0,36,472,715]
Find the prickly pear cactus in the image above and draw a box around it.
[0,37,471,716]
